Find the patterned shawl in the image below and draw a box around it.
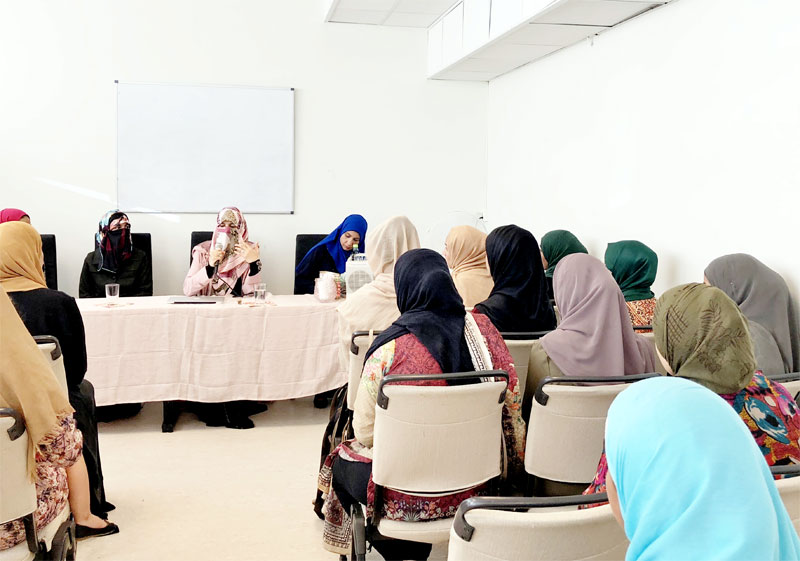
[208,207,258,295]
[94,210,132,274]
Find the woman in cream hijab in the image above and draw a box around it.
[336,216,421,370]
[444,225,493,308]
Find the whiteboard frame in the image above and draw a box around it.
[115,80,295,214]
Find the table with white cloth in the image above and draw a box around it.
[76,295,344,406]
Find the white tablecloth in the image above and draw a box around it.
[76,295,344,406]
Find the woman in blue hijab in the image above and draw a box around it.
[605,376,800,561]
[294,214,368,295]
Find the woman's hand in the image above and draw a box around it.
[209,248,225,267]
[235,242,260,263]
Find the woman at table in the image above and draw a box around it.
[444,225,493,308]
[540,229,588,299]
[319,249,526,559]
[79,210,152,298]
[1,286,119,548]
[294,214,368,295]
[0,208,31,223]
[604,240,658,329]
[0,221,114,519]
[183,206,262,297]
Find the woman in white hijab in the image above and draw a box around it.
[336,216,421,370]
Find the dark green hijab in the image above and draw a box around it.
[541,230,587,278]
[605,240,657,302]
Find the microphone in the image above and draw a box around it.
[212,233,228,277]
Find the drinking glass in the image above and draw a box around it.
[254,283,268,303]
[105,283,120,299]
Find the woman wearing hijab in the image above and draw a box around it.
[0,208,30,223]
[318,249,526,560]
[705,253,800,376]
[540,229,588,299]
[605,240,658,328]
[184,207,262,297]
[444,225,493,308]
[0,286,118,549]
[294,214,368,295]
[0,221,114,519]
[584,283,800,497]
[79,210,152,298]
[474,225,556,333]
[604,376,800,561]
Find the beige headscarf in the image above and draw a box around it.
[336,216,421,369]
[653,283,756,394]
[445,225,493,308]
[0,286,73,479]
[0,221,48,293]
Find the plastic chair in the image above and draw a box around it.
[500,330,553,413]
[189,231,214,265]
[347,330,383,410]
[349,370,509,560]
[33,336,68,399]
[526,374,659,490]
[772,464,800,534]
[40,234,58,290]
[448,494,627,561]
[0,408,76,561]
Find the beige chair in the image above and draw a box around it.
[526,374,659,487]
[0,409,76,561]
[347,330,382,410]
[349,370,509,560]
[33,336,69,396]
[448,494,628,561]
[500,331,552,406]
[772,465,800,534]
[769,372,800,401]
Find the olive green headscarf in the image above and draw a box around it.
[541,230,588,278]
[605,240,658,302]
[654,283,756,394]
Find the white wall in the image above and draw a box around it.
[486,0,800,295]
[0,0,488,296]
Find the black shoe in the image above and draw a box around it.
[161,422,175,433]
[100,501,116,513]
[75,522,120,540]
[225,417,255,429]
[313,394,329,408]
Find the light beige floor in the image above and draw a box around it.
[78,399,447,561]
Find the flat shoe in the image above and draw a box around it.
[76,522,120,540]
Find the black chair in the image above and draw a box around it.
[293,234,326,295]
[40,234,58,290]
[190,231,214,265]
[130,232,154,296]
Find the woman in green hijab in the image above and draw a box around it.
[604,240,658,328]
[540,230,588,299]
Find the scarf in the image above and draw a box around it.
[604,240,658,302]
[0,208,29,224]
[94,210,132,274]
[474,225,555,333]
[0,286,73,479]
[0,221,48,293]
[541,229,588,278]
[297,214,368,275]
[705,253,800,373]
[606,376,800,561]
[540,253,655,376]
[653,283,756,394]
[445,225,493,308]
[207,207,258,295]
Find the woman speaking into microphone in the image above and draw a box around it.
[184,207,262,297]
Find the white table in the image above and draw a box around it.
[76,295,344,406]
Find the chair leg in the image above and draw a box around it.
[350,503,367,561]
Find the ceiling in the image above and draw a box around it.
[326,0,461,28]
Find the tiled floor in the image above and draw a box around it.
[78,399,447,561]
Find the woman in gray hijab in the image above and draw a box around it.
[704,253,800,376]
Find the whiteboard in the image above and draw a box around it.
[116,82,294,213]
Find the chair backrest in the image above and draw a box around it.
[0,409,37,528]
[526,374,659,484]
[294,234,327,270]
[40,234,58,290]
[773,465,800,534]
[190,231,214,265]
[348,330,382,410]
[448,495,628,561]
[34,336,69,396]
[769,372,800,402]
[131,232,153,295]
[372,371,508,493]
[500,331,552,413]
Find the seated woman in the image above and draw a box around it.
[604,376,800,560]
[184,207,262,297]
[1,286,118,550]
[474,225,556,333]
[604,240,658,328]
[0,208,30,223]
[705,253,800,375]
[79,210,152,298]
[585,283,800,497]
[318,249,525,560]
[0,221,113,519]
[294,214,368,295]
[540,229,588,299]
[444,225,493,308]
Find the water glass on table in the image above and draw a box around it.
[105,283,120,300]
[254,283,268,303]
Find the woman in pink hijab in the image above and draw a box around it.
[0,209,30,224]
[183,207,262,297]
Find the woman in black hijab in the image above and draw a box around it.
[474,225,556,333]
